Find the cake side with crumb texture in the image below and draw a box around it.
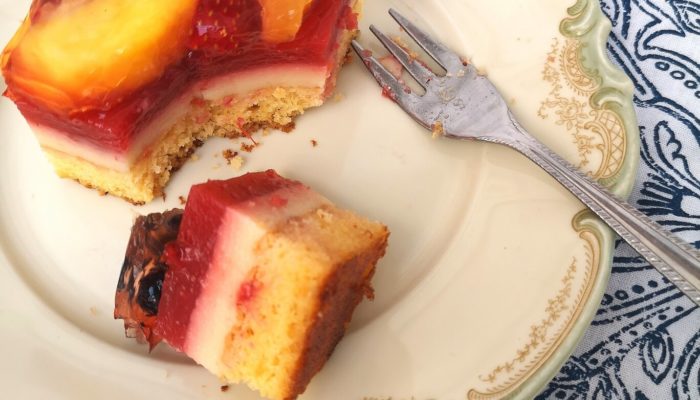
[221,205,389,400]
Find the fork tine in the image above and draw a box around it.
[369,25,436,88]
[351,40,413,103]
[388,8,463,71]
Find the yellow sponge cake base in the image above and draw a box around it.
[44,86,323,204]
[222,205,389,400]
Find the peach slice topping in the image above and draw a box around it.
[3,0,198,112]
[259,0,314,43]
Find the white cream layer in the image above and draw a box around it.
[30,64,329,172]
[183,184,330,377]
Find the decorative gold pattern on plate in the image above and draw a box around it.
[467,0,637,397]
[478,260,577,386]
[467,231,598,400]
[538,38,626,180]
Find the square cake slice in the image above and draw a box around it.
[116,170,389,400]
[2,1,361,204]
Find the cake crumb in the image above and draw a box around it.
[317,208,333,222]
[178,196,187,205]
[220,385,230,392]
[262,127,271,136]
[311,139,318,147]
[229,155,244,170]
[240,142,255,153]
[476,67,488,77]
[190,154,200,162]
[343,51,354,64]
[431,121,445,139]
[391,35,419,59]
[89,306,99,316]
[379,55,403,78]
[222,149,238,162]
[333,92,344,102]
[280,122,296,133]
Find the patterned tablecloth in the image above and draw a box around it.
[537,1,700,398]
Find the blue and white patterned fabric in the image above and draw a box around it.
[538,1,700,398]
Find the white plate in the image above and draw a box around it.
[0,0,638,399]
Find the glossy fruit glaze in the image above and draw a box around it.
[155,170,304,350]
[3,0,357,154]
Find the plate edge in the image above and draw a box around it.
[510,0,640,398]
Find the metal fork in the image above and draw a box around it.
[352,9,700,306]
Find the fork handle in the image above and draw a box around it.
[496,115,700,306]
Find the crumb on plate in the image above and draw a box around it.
[431,121,444,139]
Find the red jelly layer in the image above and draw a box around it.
[155,170,302,350]
[5,0,358,154]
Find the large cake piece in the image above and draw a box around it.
[2,0,360,204]
[115,170,389,400]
